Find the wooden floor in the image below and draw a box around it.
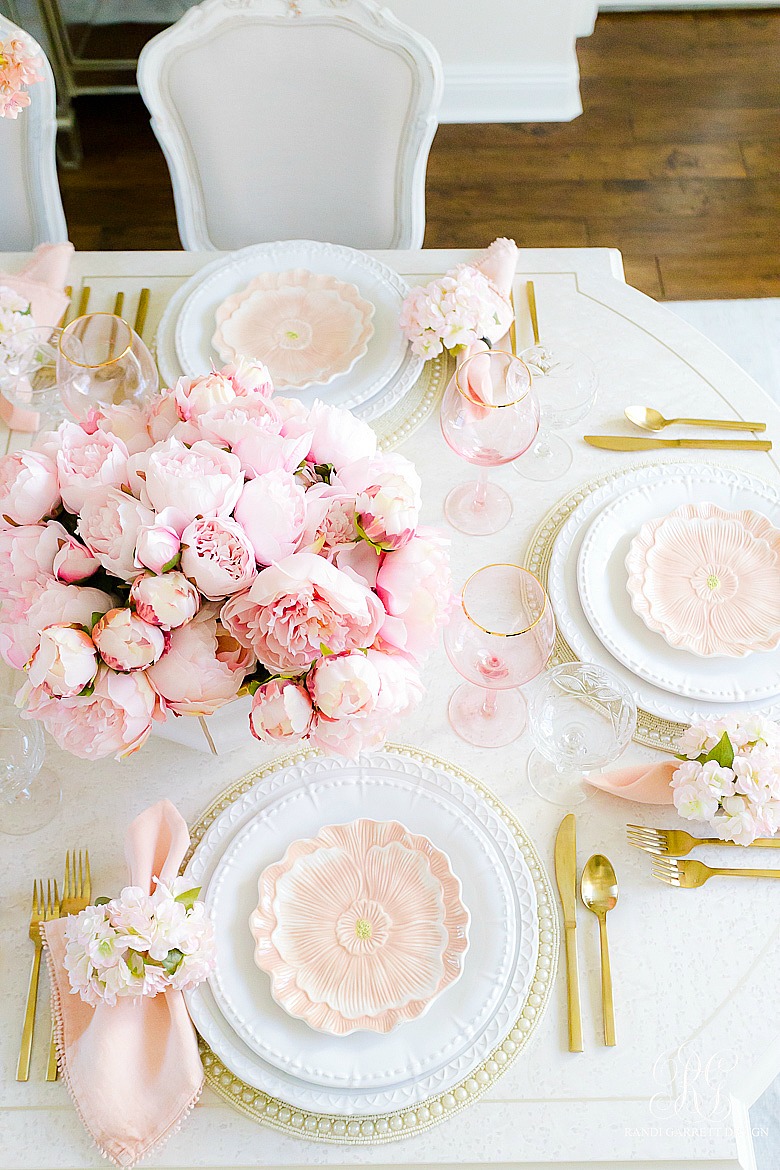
[58,10,780,300]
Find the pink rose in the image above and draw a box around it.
[78,486,155,581]
[172,370,237,421]
[20,666,157,760]
[375,531,452,664]
[130,571,200,629]
[306,399,377,469]
[220,551,385,674]
[249,678,313,745]
[308,652,380,720]
[52,533,100,584]
[337,454,421,551]
[0,522,65,597]
[180,516,257,600]
[0,579,114,669]
[92,608,166,671]
[56,422,129,513]
[95,403,154,456]
[147,607,254,715]
[309,711,389,759]
[136,437,243,523]
[0,450,60,525]
[27,624,98,697]
[233,470,306,566]
[134,522,181,574]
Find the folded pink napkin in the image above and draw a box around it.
[0,242,74,431]
[456,237,518,406]
[43,800,204,1168]
[586,761,677,805]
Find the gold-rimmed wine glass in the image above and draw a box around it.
[440,350,539,535]
[57,312,158,421]
[443,564,556,747]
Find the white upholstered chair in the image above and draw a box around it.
[0,13,68,250]
[137,0,442,251]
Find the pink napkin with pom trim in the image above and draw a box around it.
[42,800,204,1169]
[456,237,518,406]
[586,761,677,804]
[0,242,74,431]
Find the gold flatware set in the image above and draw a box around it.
[584,435,772,453]
[59,286,152,341]
[554,814,618,1051]
[16,850,91,1083]
[625,404,766,434]
[629,825,780,887]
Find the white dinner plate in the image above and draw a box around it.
[576,469,780,703]
[549,463,780,724]
[169,241,422,413]
[183,750,539,1116]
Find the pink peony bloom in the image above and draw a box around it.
[136,437,243,524]
[223,357,274,400]
[144,394,179,444]
[0,579,114,670]
[337,453,421,552]
[221,551,385,674]
[0,450,60,525]
[52,533,100,584]
[56,422,129,513]
[20,666,158,760]
[309,711,390,760]
[233,470,306,566]
[130,571,200,629]
[95,403,154,456]
[300,485,358,557]
[308,651,381,720]
[0,522,65,597]
[249,678,314,745]
[171,370,236,421]
[180,516,256,600]
[78,486,154,581]
[27,624,98,697]
[230,411,312,478]
[375,530,453,664]
[134,521,181,574]
[146,606,254,715]
[92,607,166,672]
[366,648,425,717]
[305,399,377,469]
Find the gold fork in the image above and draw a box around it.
[45,851,91,1081]
[17,879,58,1081]
[627,824,780,857]
[652,857,780,888]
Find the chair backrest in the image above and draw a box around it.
[137,0,442,251]
[0,14,67,250]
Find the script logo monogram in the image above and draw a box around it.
[649,1046,737,1123]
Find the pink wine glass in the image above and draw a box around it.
[444,564,556,748]
[440,350,539,535]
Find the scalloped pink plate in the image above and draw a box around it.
[625,501,780,657]
[212,268,375,390]
[249,818,470,1035]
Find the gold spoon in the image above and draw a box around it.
[580,854,618,1047]
[626,405,766,433]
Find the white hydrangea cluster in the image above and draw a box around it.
[63,877,215,1006]
[0,285,34,373]
[671,716,780,845]
[399,266,513,359]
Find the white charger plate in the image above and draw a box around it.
[576,470,780,703]
[168,241,422,413]
[183,750,539,1117]
[548,463,780,724]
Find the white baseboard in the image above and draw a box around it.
[440,63,583,124]
[599,0,780,8]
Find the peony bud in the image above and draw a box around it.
[130,571,200,629]
[92,607,166,672]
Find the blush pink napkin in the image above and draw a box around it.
[0,242,74,431]
[456,237,518,406]
[586,761,677,804]
[43,800,204,1168]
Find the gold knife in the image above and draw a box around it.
[584,435,772,452]
[554,813,583,1053]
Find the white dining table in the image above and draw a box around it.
[1,245,779,1170]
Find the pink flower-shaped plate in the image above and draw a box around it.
[249,819,470,1035]
[625,501,780,657]
[212,268,375,390]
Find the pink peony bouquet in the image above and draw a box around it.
[0,359,451,761]
[671,716,780,845]
[0,33,43,119]
[63,879,215,1005]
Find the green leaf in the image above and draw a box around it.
[174,887,201,910]
[319,643,334,656]
[161,553,181,572]
[94,896,110,906]
[79,681,95,698]
[702,731,734,769]
[161,948,184,975]
[89,612,104,632]
[313,462,334,483]
[127,950,146,977]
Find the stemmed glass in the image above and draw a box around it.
[57,313,158,421]
[440,350,539,535]
[0,325,68,433]
[527,662,637,806]
[514,341,597,481]
[0,697,61,835]
[444,564,556,747]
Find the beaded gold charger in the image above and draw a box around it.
[184,743,558,1145]
[524,467,684,752]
